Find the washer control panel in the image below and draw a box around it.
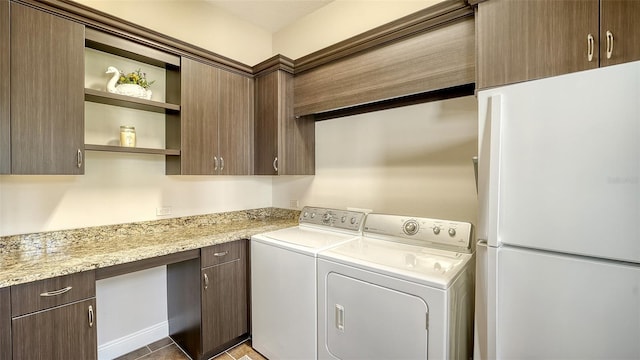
[364,213,472,253]
[299,206,366,231]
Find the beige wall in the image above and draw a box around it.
[74,0,273,66]
[273,96,478,224]
[272,0,477,224]
[273,0,442,59]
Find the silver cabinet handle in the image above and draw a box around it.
[213,251,228,257]
[220,156,224,171]
[587,33,594,62]
[335,304,345,331]
[77,149,83,168]
[606,30,614,59]
[40,286,72,297]
[273,157,278,172]
[214,156,218,171]
[88,305,94,328]
[203,273,209,290]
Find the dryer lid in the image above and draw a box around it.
[319,237,473,289]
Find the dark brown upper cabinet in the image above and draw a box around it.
[177,58,252,175]
[218,70,253,176]
[0,0,9,175]
[477,0,640,89]
[254,56,315,175]
[293,5,475,117]
[600,0,640,67]
[10,3,85,174]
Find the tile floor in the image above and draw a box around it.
[114,338,267,360]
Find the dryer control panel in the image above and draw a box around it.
[364,213,473,253]
[299,207,366,232]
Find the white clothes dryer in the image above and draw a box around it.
[317,213,475,360]
[251,207,366,360]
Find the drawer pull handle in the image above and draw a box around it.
[40,286,72,297]
[273,157,278,172]
[203,273,209,290]
[220,157,224,171]
[213,251,229,257]
[587,33,594,62]
[88,305,94,328]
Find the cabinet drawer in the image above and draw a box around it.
[11,271,96,317]
[201,240,246,268]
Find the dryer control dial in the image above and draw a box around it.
[403,220,419,235]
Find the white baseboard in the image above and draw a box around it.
[98,321,169,360]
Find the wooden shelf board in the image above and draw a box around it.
[84,88,180,113]
[85,144,180,156]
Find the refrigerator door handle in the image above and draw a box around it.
[478,94,504,247]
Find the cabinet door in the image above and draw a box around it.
[201,254,248,353]
[0,287,10,360]
[218,70,252,175]
[254,71,278,175]
[254,70,315,175]
[600,0,640,67]
[10,3,85,174]
[12,298,97,360]
[0,0,9,174]
[477,0,599,89]
[181,57,219,175]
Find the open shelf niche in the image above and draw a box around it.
[83,28,181,166]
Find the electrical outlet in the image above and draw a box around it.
[289,199,299,208]
[156,206,172,216]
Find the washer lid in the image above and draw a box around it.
[253,226,360,255]
[319,237,473,289]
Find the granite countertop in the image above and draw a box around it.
[0,208,299,288]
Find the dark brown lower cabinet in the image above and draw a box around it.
[11,298,97,360]
[202,257,248,352]
[0,287,11,360]
[168,240,249,360]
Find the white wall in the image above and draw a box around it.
[74,0,273,66]
[0,154,272,236]
[273,96,478,224]
[96,267,168,360]
[273,0,442,59]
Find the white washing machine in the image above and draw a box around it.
[251,207,366,360]
[317,213,475,360]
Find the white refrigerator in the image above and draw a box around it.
[474,61,640,359]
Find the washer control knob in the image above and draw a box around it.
[341,216,347,223]
[303,212,309,218]
[433,226,441,235]
[448,228,456,237]
[350,217,357,225]
[322,213,332,223]
[310,212,316,219]
[403,220,419,235]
